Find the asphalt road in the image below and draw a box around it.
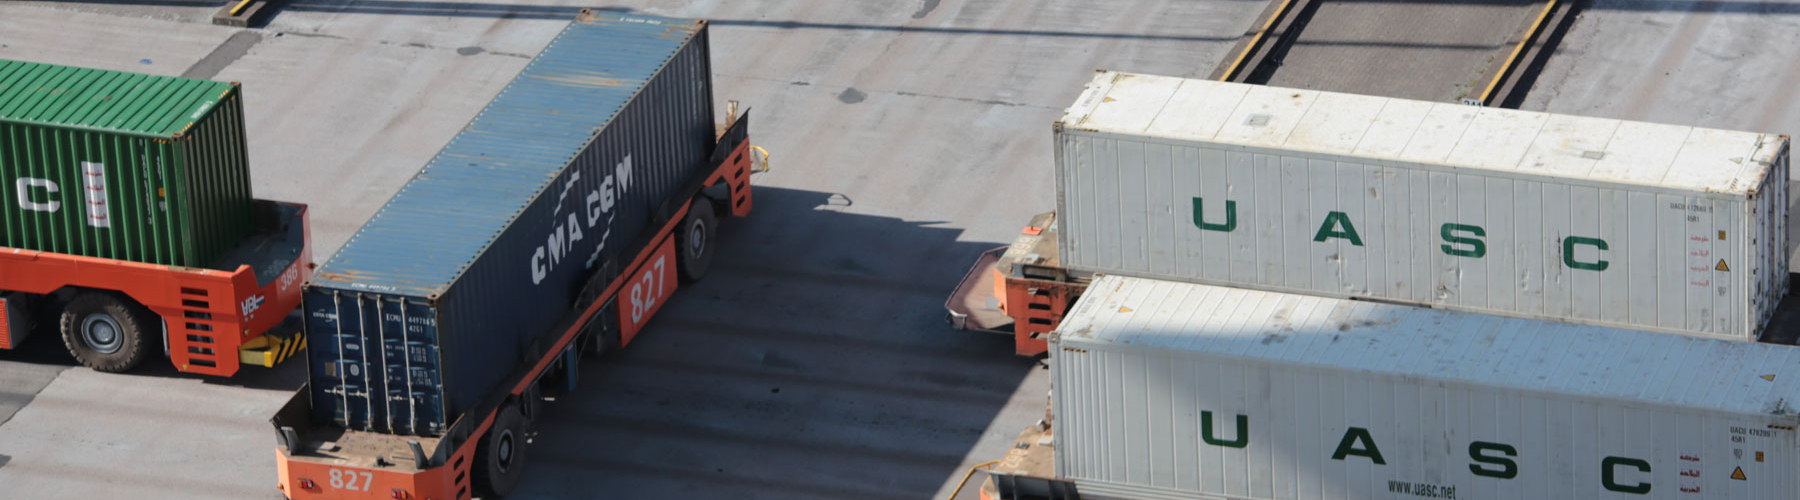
[0,1,1264,498]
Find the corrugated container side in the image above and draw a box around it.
[0,61,254,267]
[1056,350,1800,500]
[304,14,716,436]
[174,86,255,268]
[1051,275,1800,500]
[1757,144,1791,327]
[1055,80,1790,340]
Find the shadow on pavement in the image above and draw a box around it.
[0,312,308,392]
[511,186,1038,500]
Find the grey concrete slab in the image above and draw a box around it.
[0,366,303,499]
[1264,0,1542,102]
[0,1,1265,499]
[0,6,238,74]
[4,0,220,25]
[1522,1,1800,133]
[260,0,571,56]
[0,349,68,428]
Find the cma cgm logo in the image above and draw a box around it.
[530,155,633,284]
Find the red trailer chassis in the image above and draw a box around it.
[0,201,312,376]
[945,212,1088,356]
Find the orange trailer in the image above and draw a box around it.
[0,200,311,376]
[945,212,1088,357]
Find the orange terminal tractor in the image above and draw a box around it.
[0,59,311,376]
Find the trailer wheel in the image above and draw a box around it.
[676,196,718,283]
[473,405,528,498]
[58,291,154,373]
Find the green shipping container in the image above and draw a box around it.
[0,59,254,268]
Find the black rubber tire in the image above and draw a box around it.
[473,405,529,498]
[58,291,155,373]
[676,196,719,284]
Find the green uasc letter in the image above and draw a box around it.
[1563,236,1610,271]
[1468,441,1518,479]
[1193,198,1237,232]
[1440,223,1487,258]
[1200,411,1249,448]
[1313,211,1364,246]
[1601,456,1651,494]
[1330,427,1386,464]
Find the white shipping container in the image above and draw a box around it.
[1052,274,1800,500]
[1056,71,1792,340]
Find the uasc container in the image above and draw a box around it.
[0,59,255,267]
[1057,71,1791,340]
[301,13,717,436]
[1053,274,1800,500]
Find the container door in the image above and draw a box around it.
[304,290,444,436]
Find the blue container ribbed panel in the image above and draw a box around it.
[314,14,700,297]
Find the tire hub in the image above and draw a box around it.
[687,218,707,257]
[495,429,515,472]
[81,313,124,354]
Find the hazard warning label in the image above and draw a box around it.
[1731,467,1747,481]
[1716,259,1730,272]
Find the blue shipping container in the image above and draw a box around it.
[302,12,717,436]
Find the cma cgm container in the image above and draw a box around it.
[275,12,757,499]
[1039,274,1800,500]
[0,59,254,268]
[303,12,718,437]
[1056,71,1791,340]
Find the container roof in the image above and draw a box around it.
[1059,274,1800,417]
[0,59,235,138]
[312,12,704,297]
[1062,71,1786,195]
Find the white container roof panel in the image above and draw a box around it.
[1286,91,1388,154]
[1058,275,1800,416]
[1143,79,1246,140]
[1523,113,1619,177]
[1061,71,1785,196]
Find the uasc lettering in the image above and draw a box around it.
[1193,196,1667,272]
[1193,410,1671,494]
